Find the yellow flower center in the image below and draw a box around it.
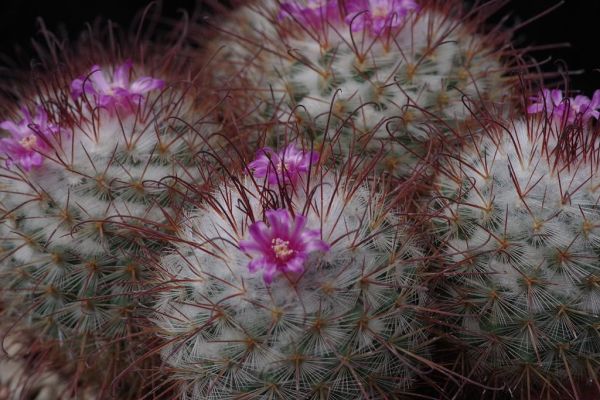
[371,5,389,18]
[272,238,294,260]
[19,134,38,150]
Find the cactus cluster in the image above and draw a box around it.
[1,1,600,400]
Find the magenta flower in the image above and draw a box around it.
[345,0,419,34]
[527,89,565,117]
[239,209,330,284]
[527,88,600,124]
[279,0,340,28]
[248,144,319,186]
[567,90,600,123]
[0,107,59,171]
[71,61,164,113]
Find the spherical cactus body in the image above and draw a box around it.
[153,143,433,399]
[0,25,223,395]
[431,113,600,399]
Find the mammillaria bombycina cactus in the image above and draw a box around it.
[152,143,440,399]
[430,100,600,399]
[201,0,527,177]
[0,21,226,396]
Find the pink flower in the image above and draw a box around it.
[279,0,340,28]
[527,88,600,124]
[71,61,164,113]
[0,107,59,171]
[345,0,419,34]
[248,144,319,186]
[567,90,600,123]
[239,209,330,284]
[527,88,566,117]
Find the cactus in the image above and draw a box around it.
[2,1,598,399]
[0,321,97,400]
[152,143,435,399]
[203,0,523,177]
[0,24,224,395]
[430,109,600,398]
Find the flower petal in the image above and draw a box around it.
[113,60,132,87]
[248,257,267,273]
[130,77,165,94]
[247,221,272,248]
[262,263,278,284]
[0,121,22,137]
[266,209,291,237]
[88,66,111,92]
[283,255,306,274]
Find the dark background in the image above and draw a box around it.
[1,0,598,94]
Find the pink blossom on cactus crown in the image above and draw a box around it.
[248,144,319,186]
[238,208,330,284]
[278,0,340,27]
[345,0,419,34]
[0,107,59,171]
[527,88,600,124]
[71,61,164,112]
[527,88,565,116]
[568,90,600,123]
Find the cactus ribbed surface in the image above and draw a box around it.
[154,157,432,399]
[431,117,600,397]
